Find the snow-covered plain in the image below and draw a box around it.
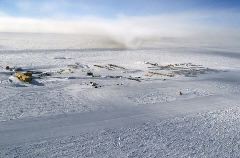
[0,33,240,157]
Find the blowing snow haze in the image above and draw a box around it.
[0,0,240,49]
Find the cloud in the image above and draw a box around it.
[0,10,239,48]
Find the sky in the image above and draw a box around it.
[0,0,239,39]
[0,0,240,18]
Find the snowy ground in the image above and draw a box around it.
[0,33,240,157]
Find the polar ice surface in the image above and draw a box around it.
[2,107,240,158]
[1,33,240,157]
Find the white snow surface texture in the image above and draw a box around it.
[0,33,240,158]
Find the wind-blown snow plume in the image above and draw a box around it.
[0,10,239,48]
